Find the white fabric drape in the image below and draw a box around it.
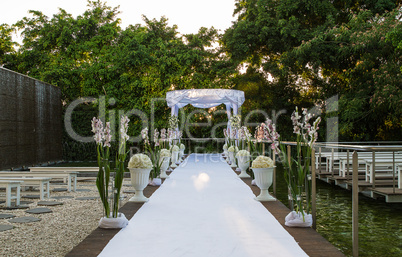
[166,89,245,116]
[166,89,245,132]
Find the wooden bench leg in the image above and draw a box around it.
[39,182,44,200]
[16,184,21,206]
[45,181,50,199]
[6,184,12,207]
[4,184,20,207]
[73,175,77,192]
[67,175,72,192]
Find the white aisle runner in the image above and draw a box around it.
[98,154,308,257]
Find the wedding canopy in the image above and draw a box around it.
[166,89,245,122]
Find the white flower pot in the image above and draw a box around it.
[285,211,313,227]
[228,152,237,168]
[129,168,152,202]
[149,177,162,186]
[252,167,276,201]
[159,157,170,179]
[99,212,128,229]
[171,151,179,168]
[179,149,184,160]
[223,150,228,158]
[237,156,250,178]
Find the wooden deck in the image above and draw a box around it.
[316,166,401,202]
[66,167,344,257]
[368,187,402,203]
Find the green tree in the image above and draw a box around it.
[291,7,402,140]
[11,0,121,102]
[222,0,401,140]
[0,24,17,66]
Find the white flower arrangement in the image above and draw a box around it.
[128,153,153,169]
[168,116,179,129]
[180,143,185,150]
[223,143,228,150]
[228,146,235,152]
[251,155,274,168]
[230,115,241,130]
[160,149,171,158]
[171,145,180,152]
[236,150,250,158]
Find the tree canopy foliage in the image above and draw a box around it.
[223,0,402,141]
[0,1,237,144]
[0,0,401,144]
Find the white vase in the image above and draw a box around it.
[237,155,250,178]
[129,168,152,202]
[179,149,184,160]
[171,151,179,168]
[228,152,237,168]
[159,157,170,179]
[252,167,276,201]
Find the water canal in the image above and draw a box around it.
[274,166,402,257]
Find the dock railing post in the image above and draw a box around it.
[352,151,359,257]
[372,151,376,189]
[392,151,396,194]
[331,148,335,178]
[287,144,292,209]
[319,147,322,174]
[346,150,350,183]
[273,153,276,197]
[312,148,316,230]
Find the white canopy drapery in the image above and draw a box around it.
[166,89,245,123]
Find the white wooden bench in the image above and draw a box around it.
[29,168,83,191]
[338,155,402,177]
[316,151,376,172]
[0,177,51,200]
[29,167,99,172]
[322,152,401,174]
[0,180,22,207]
[29,167,99,191]
[365,159,402,183]
[1,171,78,192]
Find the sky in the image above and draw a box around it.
[1,0,238,36]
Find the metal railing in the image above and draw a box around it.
[312,143,402,257]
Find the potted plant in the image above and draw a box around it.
[236,149,251,178]
[141,128,165,186]
[222,143,228,158]
[92,116,129,229]
[179,143,185,160]
[170,144,180,168]
[159,148,171,179]
[128,153,153,202]
[264,107,321,227]
[227,145,236,167]
[251,155,276,201]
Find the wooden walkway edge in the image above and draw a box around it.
[66,168,345,257]
[241,176,345,257]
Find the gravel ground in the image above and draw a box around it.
[0,179,134,257]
